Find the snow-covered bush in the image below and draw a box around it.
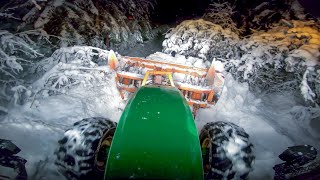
[235,0,308,34]
[32,46,109,76]
[19,46,123,120]
[199,0,308,36]
[245,0,307,31]
[164,18,319,105]
[30,46,112,99]
[1,0,155,50]
[163,19,239,61]
[0,30,43,109]
[225,20,320,105]
[225,43,300,92]
[202,0,243,35]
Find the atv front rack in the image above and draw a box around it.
[108,52,218,111]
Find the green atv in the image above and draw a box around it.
[54,55,255,179]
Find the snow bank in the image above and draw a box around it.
[196,75,320,179]
[0,46,124,178]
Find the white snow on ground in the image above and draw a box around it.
[0,47,320,179]
[0,46,125,179]
[0,77,125,178]
[196,74,320,179]
[0,73,124,179]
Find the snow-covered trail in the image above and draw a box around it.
[1,53,319,179]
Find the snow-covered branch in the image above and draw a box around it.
[2,0,155,49]
[203,0,243,35]
[165,18,320,105]
[32,46,111,97]
[0,30,44,106]
[226,20,320,105]
[163,19,239,61]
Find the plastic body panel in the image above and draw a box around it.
[105,86,203,180]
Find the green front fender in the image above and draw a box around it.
[105,86,203,180]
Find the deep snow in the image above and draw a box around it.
[0,50,319,179]
[196,74,320,179]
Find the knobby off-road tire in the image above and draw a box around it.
[54,117,116,180]
[200,121,255,180]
